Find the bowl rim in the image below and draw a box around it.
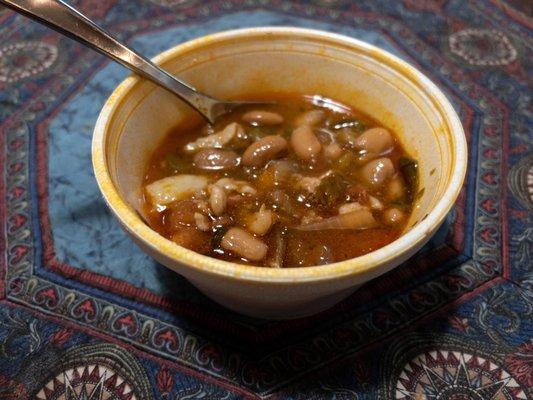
[92,27,467,283]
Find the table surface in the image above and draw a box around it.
[0,0,532,399]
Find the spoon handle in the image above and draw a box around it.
[1,0,216,121]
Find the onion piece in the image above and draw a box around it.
[215,178,256,195]
[267,227,286,268]
[294,208,377,231]
[184,122,242,152]
[145,175,208,207]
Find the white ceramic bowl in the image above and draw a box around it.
[92,27,466,319]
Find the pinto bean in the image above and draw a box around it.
[383,207,405,225]
[209,184,227,216]
[242,110,284,125]
[354,127,394,154]
[221,227,268,261]
[338,202,364,214]
[295,110,325,126]
[291,125,322,161]
[360,157,395,187]
[324,142,343,160]
[246,205,276,236]
[368,195,384,210]
[194,212,211,231]
[242,135,287,167]
[193,149,240,170]
[387,174,406,201]
[195,199,210,215]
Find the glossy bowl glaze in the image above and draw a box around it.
[92,27,466,319]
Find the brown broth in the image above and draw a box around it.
[142,94,418,267]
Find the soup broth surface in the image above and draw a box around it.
[142,95,418,267]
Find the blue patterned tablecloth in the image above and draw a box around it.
[0,1,532,399]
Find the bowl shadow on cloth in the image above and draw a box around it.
[150,216,457,357]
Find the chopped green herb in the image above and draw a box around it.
[391,198,410,211]
[281,129,293,139]
[399,156,419,203]
[311,174,347,208]
[228,166,250,181]
[248,126,276,141]
[337,129,359,148]
[165,154,190,173]
[228,135,250,151]
[336,151,358,173]
[211,226,228,250]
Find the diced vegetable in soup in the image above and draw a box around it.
[142,95,419,267]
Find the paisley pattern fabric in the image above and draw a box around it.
[0,0,531,398]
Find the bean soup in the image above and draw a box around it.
[142,95,419,267]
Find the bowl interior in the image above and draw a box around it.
[98,29,462,272]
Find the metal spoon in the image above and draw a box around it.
[1,0,260,123]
